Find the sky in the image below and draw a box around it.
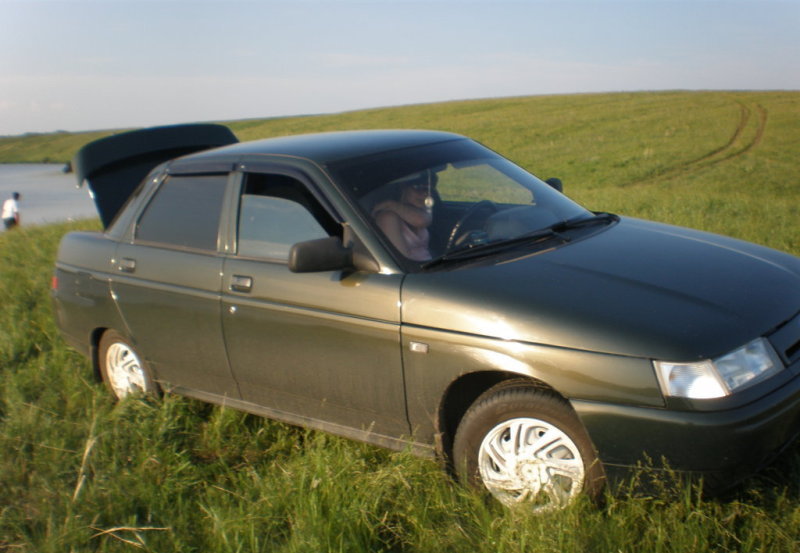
[1,0,798,136]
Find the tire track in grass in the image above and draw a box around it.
[624,100,768,186]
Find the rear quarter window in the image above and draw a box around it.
[136,174,228,251]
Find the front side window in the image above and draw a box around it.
[236,173,334,261]
[136,174,228,251]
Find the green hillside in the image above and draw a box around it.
[2,91,798,254]
[2,91,800,551]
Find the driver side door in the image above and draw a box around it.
[221,168,410,438]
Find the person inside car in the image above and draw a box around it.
[372,173,435,261]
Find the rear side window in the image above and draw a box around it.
[136,174,228,251]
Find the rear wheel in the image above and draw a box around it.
[453,383,604,512]
[98,330,159,399]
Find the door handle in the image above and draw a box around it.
[230,275,253,293]
[118,258,136,273]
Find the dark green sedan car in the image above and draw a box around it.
[52,124,800,512]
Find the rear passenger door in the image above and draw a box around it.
[221,169,409,438]
[111,172,240,398]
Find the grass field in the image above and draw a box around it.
[1,91,799,551]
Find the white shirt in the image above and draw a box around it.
[2,198,18,220]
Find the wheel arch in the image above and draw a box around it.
[89,327,109,383]
[437,371,563,462]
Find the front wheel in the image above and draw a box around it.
[98,330,159,400]
[453,383,604,512]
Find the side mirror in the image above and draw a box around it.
[546,177,563,193]
[288,236,353,273]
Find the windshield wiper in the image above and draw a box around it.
[421,213,617,270]
[422,228,567,269]
[550,212,617,232]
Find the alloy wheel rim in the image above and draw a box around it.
[478,417,585,511]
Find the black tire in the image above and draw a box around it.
[453,382,604,511]
[98,330,159,400]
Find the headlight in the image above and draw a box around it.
[654,338,783,399]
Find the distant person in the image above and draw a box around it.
[2,192,21,230]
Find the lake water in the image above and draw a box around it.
[0,164,99,230]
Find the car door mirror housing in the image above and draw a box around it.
[289,236,354,273]
[546,177,563,192]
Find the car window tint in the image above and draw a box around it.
[237,174,331,260]
[136,174,228,251]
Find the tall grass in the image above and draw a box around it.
[1,92,799,551]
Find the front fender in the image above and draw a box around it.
[400,326,663,446]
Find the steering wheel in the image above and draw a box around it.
[445,200,498,251]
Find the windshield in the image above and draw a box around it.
[327,139,593,266]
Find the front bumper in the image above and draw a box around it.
[573,362,800,491]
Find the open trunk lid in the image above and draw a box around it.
[72,123,238,228]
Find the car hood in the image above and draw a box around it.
[402,217,800,361]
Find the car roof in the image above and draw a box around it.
[181,129,466,165]
[73,126,467,229]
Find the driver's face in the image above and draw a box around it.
[403,183,431,207]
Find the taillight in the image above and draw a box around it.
[51,275,58,291]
